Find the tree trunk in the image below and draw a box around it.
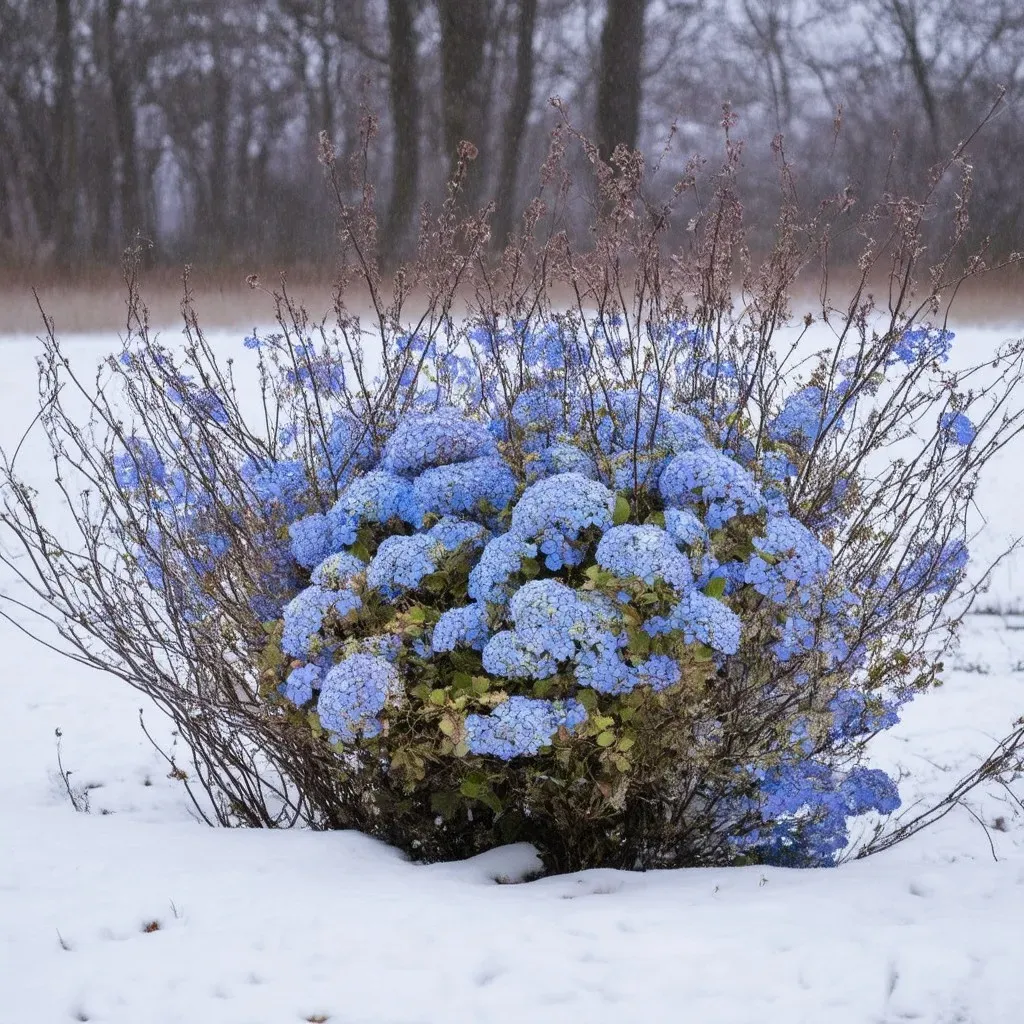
[438,0,491,209]
[208,59,232,257]
[381,0,421,265]
[54,0,78,266]
[491,0,537,250]
[595,0,647,163]
[106,0,144,247]
[891,0,941,150]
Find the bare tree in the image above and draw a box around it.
[438,0,495,209]
[54,0,78,266]
[595,0,646,161]
[382,0,422,265]
[491,0,538,249]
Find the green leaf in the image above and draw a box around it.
[596,730,616,748]
[479,788,503,815]
[460,779,483,799]
[576,688,598,711]
[613,494,631,526]
[703,576,727,599]
[617,735,636,752]
[452,671,474,691]
[438,717,456,737]
[407,605,426,623]
[429,688,448,706]
[521,557,541,579]
[471,676,491,695]
[422,573,447,594]
[626,627,651,656]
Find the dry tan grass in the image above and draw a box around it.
[2,264,1024,336]
[0,266,344,336]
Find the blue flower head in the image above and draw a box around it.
[482,630,560,680]
[659,449,764,529]
[663,508,707,548]
[280,663,321,705]
[382,407,497,476]
[366,533,443,599]
[334,470,420,527]
[426,516,488,553]
[892,324,953,365]
[468,532,538,605]
[573,638,637,694]
[898,539,969,596]
[413,457,517,518]
[745,515,832,605]
[310,551,366,590]
[645,590,741,654]
[113,438,166,491]
[768,386,843,449]
[282,584,362,657]
[940,411,975,446]
[465,696,587,759]
[529,443,598,481]
[596,524,693,592]
[510,473,615,569]
[317,653,401,743]
[636,654,681,692]
[432,603,490,653]
[242,459,309,521]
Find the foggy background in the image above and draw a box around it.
[2,0,1023,273]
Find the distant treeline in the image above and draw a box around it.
[2,0,1023,271]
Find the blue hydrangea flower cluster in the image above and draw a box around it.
[745,516,832,605]
[282,584,362,657]
[413,457,517,518]
[381,407,497,475]
[891,324,954,365]
[334,470,420,526]
[365,518,484,599]
[281,663,320,705]
[768,386,845,449]
[659,449,765,529]
[729,758,901,866]
[528,442,598,481]
[509,473,616,569]
[310,551,366,589]
[645,590,742,654]
[113,437,166,490]
[432,603,490,653]
[317,653,401,742]
[465,696,588,758]
[940,411,975,446]
[468,533,538,604]
[596,525,693,591]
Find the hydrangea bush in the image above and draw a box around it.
[4,119,1024,871]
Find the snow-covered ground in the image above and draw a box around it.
[2,324,1024,1023]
